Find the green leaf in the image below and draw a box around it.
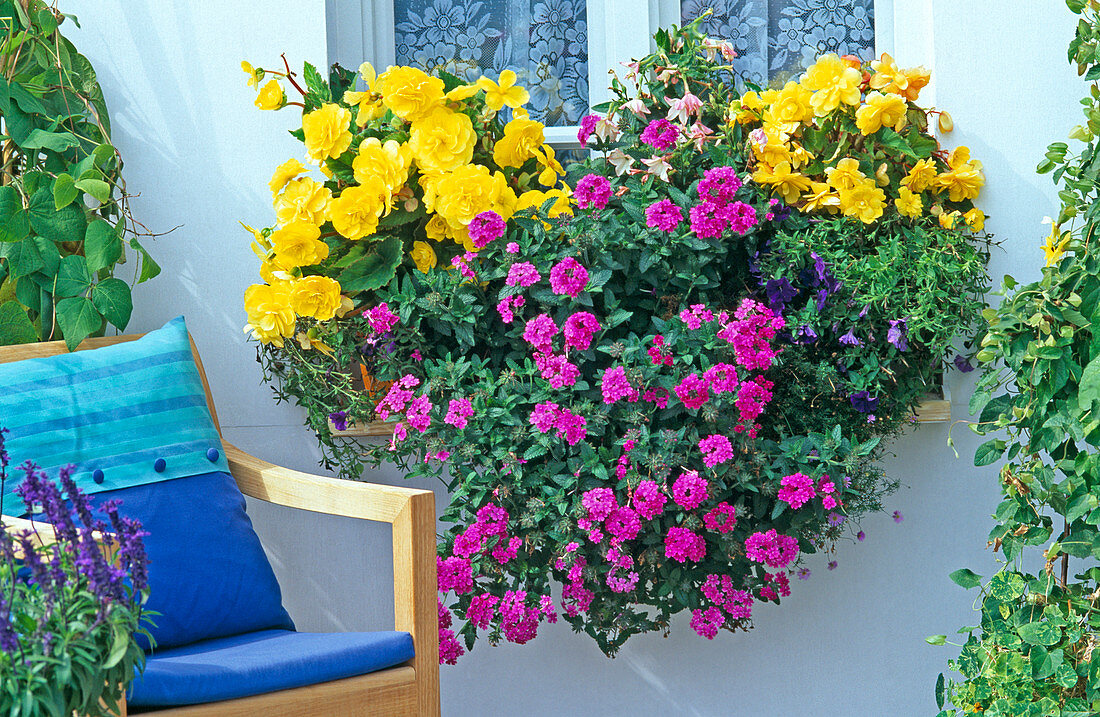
[302,61,332,104]
[974,438,1005,466]
[0,300,38,344]
[54,254,91,297]
[75,178,111,203]
[337,235,402,293]
[91,278,132,330]
[54,296,101,350]
[84,219,122,273]
[926,634,947,645]
[879,127,918,159]
[53,172,77,209]
[130,238,160,283]
[1080,353,1100,410]
[1017,620,1061,646]
[0,210,30,243]
[949,568,983,589]
[20,128,80,152]
[4,236,57,278]
[935,673,945,710]
[103,625,129,670]
[1055,662,1079,689]
[27,187,87,244]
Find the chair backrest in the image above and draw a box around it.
[0,333,222,435]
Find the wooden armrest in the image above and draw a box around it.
[223,442,440,716]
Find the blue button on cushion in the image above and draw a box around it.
[0,316,231,509]
[128,629,414,708]
[89,471,294,651]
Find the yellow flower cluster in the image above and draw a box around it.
[242,59,571,347]
[734,52,984,229]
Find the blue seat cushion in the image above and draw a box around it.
[127,629,415,708]
[89,471,295,650]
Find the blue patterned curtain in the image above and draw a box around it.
[680,0,876,85]
[393,0,589,127]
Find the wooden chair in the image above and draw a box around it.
[0,334,440,717]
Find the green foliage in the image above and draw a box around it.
[0,1,155,350]
[936,3,1100,714]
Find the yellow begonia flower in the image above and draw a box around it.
[869,53,907,94]
[411,240,438,273]
[259,259,294,285]
[290,275,343,321]
[1042,224,1071,266]
[800,54,863,117]
[329,179,388,240]
[895,187,923,218]
[255,79,286,111]
[901,158,937,193]
[344,62,385,126]
[424,213,449,242]
[767,81,814,133]
[825,157,866,191]
[516,188,573,218]
[753,161,813,204]
[897,66,931,102]
[271,221,328,267]
[787,143,813,169]
[802,181,841,214]
[476,69,530,112]
[244,282,295,346]
[296,328,334,356]
[242,60,261,88]
[855,92,907,135]
[839,180,887,224]
[274,177,331,227]
[751,126,792,168]
[353,137,413,205]
[935,146,984,202]
[964,208,985,232]
[408,108,476,173]
[434,164,518,236]
[269,159,306,196]
[445,84,480,102]
[376,66,445,122]
[494,115,546,169]
[939,210,960,230]
[302,103,353,162]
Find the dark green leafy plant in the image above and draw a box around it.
[0,0,158,350]
[933,2,1100,714]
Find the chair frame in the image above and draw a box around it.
[0,333,440,717]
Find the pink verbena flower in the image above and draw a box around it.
[506,241,519,253]
[690,606,725,639]
[735,376,774,422]
[534,352,580,389]
[582,487,617,521]
[563,312,600,351]
[818,476,838,510]
[643,387,669,408]
[645,199,684,232]
[366,302,400,333]
[405,395,433,432]
[500,590,540,644]
[640,118,679,151]
[444,397,474,429]
[704,363,739,394]
[574,174,612,210]
[744,529,800,569]
[468,210,506,249]
[606,569,640,594]
[467,593,500,630]
[438,598,453,630]
[689,201,727,238]
[562,580,594,617]
[674,373,710,409]
[492,535,522,564]
[698,434,733,467]
[540,594,558,623]
[648,334,673,366]
[702,574,753,620]
[679,303,715,329]
[633,480,667,520]
[763,570,791,598]
[601,366,635,404]
[506,261,541,287]
[439,627,465,665]
[549,257,589,297]
[437,556,473,594]
[672,469,709,510]
[605,506,641,542]
[577,114,600,144]
[724,201,758,234]
[665,526,706,563]
[777,472,816,510]
[375,374,419,420]
[522,313,559,352]
[529,402,561,433]
[703,502,737,533]
[717,298,786,370]
[697,165,743,203]
[496,294,525,324]
[555,408,587,445]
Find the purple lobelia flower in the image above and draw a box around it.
[887,319,908,351]
[838,329,863,347]
[953,354,974,373]
[329,410,349,432]
[765,278,797,312]
[849,390,880,413]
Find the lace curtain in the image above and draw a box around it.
[393,0,589,127]
[680,0,876,84]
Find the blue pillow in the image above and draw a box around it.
[0,317,294,649]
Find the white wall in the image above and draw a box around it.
[67,1,1084,714]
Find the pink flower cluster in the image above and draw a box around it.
[559,549,594,617]
[563,312,600,351]
[734,376,773,424]
[703,502,737,533]
[466,593,500,630]
[529,401,587,445]
[406,395,432,432]
[645,199,683,232]
[718,298,785,371]
[366,302,399,334]
[648,334,673,366]
[439,604,465,664]
[376,374,420,421]
[777,472,815,510]
[468,210,506,249]
[499,590,540,644]
[701,574,753,621]
[686,166,757,238]
[640,118,680,151]
[549,257,589,297]
[438,555,473,594]
[575,173,612,210]
[633,480,667,519]
[672,470,709,510]
[698,434,733,467]
[697,166,744,204]
[679,303,715,330]
[760,570,791,600]
[577,114,599,144]
[674,373,709,409]
[522,313,558,352]
[496,294,525,323]
[601,366,638,404]
[534,351,580,388]
[744,529,800,569]
[665,526,706,563]
[506,261,541,287]
[444,397,474,429]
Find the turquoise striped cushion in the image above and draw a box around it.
[0,317,228,513]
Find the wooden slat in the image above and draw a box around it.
[392,492,440,717]
[224,443,432,525]
[142,666,418,717]
[914,399,951,423]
